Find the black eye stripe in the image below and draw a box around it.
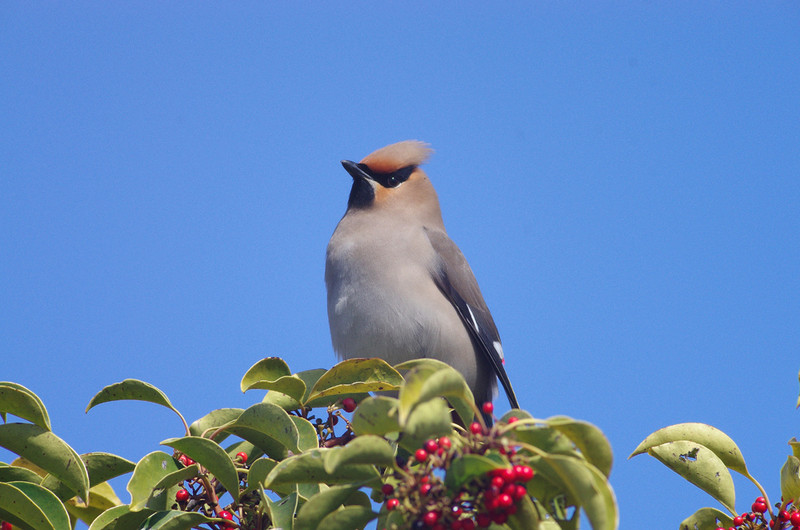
[358,164,415,189]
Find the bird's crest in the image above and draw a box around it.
[360,140,433,173]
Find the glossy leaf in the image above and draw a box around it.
[265,449,380,488]
[265,491,298,530]
[532,454,617,530]
[86,380,186,431]
[546,416,613,477]
[224,402,298,458]
[351,396,400,436]
[244,457,279,494]
[161,436,240,503]
[127,451,182,511]
[0,423,89,502]
[149,464,199,496]
[678,507,734,530]
[630,422,748,476]
[318,505,376,529]
[241,357,307,402]
[188,408,243,440]
[0,481,70,530]
[781,455,800,503]
[87,504,152,530]
[397,363,474,425]
[307,358,403,404]
[291,415,319,452]
[323,435,395,473]
[42,452,135,501]
[513,426,580,459]
[499,408,534,424]
[398,397,453,453]
[649,440,735,514]
[507,494,540,530]
[0,464,42,484]
[295,485,359,530]
[0,381,51,430]
[445,454,503,490]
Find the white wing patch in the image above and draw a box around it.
[493,341,505,362]
[466,305,480,332]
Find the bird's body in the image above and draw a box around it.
[325,141,518,408]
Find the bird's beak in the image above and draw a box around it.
[341,160,373,182]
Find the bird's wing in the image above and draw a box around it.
[424,227,520,409]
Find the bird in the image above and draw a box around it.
[325,140,519,410]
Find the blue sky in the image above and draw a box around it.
[2,3,799,528]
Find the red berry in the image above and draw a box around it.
[423,510,439,526]
[420,483,433,496]
[752,501,767,513]
[499,467,516,483]
[506,504,518,515]
[218,510,234,526]
[178,454,194,466]
[461,519,475,530]
[507,416,518,424]
[490,476,505,489]
[415,448,428,462]
[439,436,452,450]
[756,497,766,504]
[492,512,508,524]
[470,422,483,435]
[386,498,399,510]
[1,523,12,530]
[381,483,394,496]
[516,465,534,482]
[780,510,790,521]
[236,451,248,463]
[496,493,513,510]
[451,521,463,530]
[424,439,439,453]
[432,524,445,530]
[342,398,357,413]
[791,512,800,525]
[175,488,189,502]
[513,484,527,500]
[482,402,494,414]
[476,513,492,527]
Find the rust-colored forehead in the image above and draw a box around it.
[360,140,433,173]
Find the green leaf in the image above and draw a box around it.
[0,423,90,502]
[149,464,199,497]
[0,464,42,484]
[127,451,182,511]
[0,481,71,530]
[65,481,122,528]
[241,358,307,403]
[42,452,136,501]
[265,491,299,530]
[291,415,319,452]
[351,396,400,437]
[295,485,359,530]
[532,455,617,530]
[87,504,152,530]
[648,441,735,514]
[86,380,186,430]
[224,402,298,458]
[791,438,800,459]
[445,454,503,491]
[188,408,243,440]
[318,505,376,529]
[265,449,380,488]
[307,359,403,405]
[499,409,534,424]
[546,416,613,477]
[513,426,580,459]
[323,435,395,473]
[398,397,453,453]
[781,455,800,503]
[397,363,475,425]
[161,436,240,503]
[630,422,748,476]
[507,494,540,530]
[0,382,51,431]
[678,507,734,530]
[140,510,216,530]
[245,457,279,493]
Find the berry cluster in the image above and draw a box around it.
[716,497,800,530]
[381,402,534,529]
[172,451,249,528]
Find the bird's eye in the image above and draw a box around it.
[386,175,399,187]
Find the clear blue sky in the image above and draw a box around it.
[2,4,798,528]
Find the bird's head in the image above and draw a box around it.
[341,140,442,223]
